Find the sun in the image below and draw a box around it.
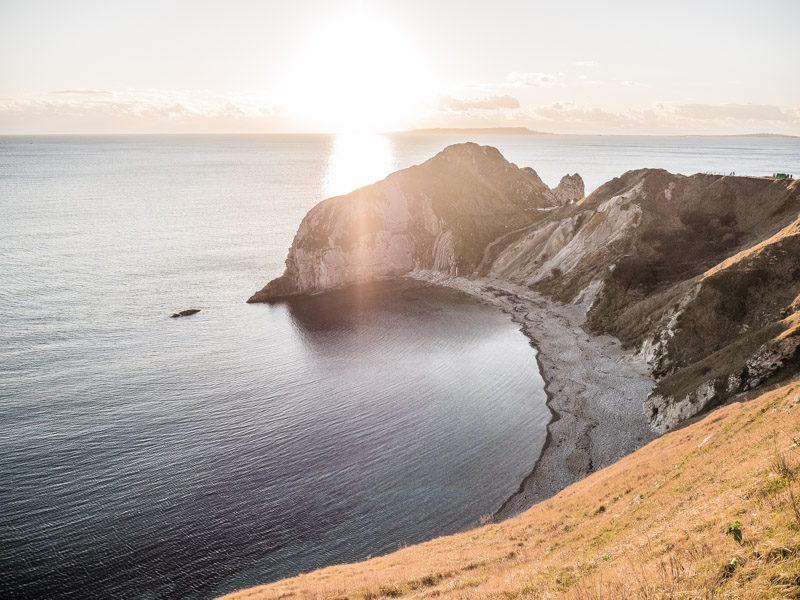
[280,8,435,133]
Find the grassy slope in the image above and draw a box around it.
[221,380,800,600]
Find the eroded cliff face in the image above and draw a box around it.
[249,143,800,433]
[248,143,582,302]
[487,168,800,432]
[639,217,800,432]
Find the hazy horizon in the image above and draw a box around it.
[1,131,798,138]
[2,0,799,136]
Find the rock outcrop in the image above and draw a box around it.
[249,143,800,433]
[551,173,584,205]
[247,143,582,302]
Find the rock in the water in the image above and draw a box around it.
[171,309,200,318]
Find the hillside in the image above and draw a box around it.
[220,379,800,600]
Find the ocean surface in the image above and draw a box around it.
[1,133,798,599]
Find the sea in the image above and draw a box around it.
[1,133,798,599]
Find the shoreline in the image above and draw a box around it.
[407,271,656,518]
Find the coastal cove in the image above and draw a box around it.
[6,3,799,597]
[1,276,550,600]
[3,134,799,600]
[0,132,554,600]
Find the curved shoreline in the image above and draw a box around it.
[407,271,656,518]
[493,338,560,518]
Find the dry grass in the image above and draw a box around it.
[220,379,800,600]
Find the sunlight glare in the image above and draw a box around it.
[325,134,394,198]
[281,8,434,133]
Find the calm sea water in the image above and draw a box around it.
[1,134,798,599]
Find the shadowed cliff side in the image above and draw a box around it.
[491,170,800,431]
[247,143,583,302]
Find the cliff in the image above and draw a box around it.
[247,143,583,302]
[250,143,800,434]
[487,168,800,431]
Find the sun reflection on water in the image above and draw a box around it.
[325,134,395,198]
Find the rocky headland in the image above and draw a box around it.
[249,143,800,514]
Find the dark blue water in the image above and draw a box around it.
[1,134,797,599]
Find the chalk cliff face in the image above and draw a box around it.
[250,143,800,433]
[248,143,582,302]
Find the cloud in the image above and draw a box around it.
[506,72,559,87]
[460,72,561,91]
[530,102,634,126]
[2,89,279,119]
[436,94,521,111]
[517,101,800,134]
[421,100,800,135]
[666,103,797,122]
[50,89,111,95]
[575,61,595,67]
[0,89,285,133]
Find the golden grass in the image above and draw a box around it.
[220,379,800,600]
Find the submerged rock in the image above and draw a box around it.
[171,309,200,318]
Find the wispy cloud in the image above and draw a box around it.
[422,100,800,135]
[663,103,798,122]
[577,75,605,86]
[1,90,280,119]
[4,89,799,135]
[527,101,800,130]
[506,72,559,87]
[460,72,561,91]
[436,94,521,111]
[529,102,634,126]
[50,89,111,95]
[0,89,285,133]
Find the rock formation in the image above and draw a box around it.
[481,166,799,431]
[250,143,800,433]
[171,309,200,318]
[247,143,581,302]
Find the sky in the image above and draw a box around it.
[1,0,799,135]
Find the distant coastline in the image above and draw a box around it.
[681,132,798,139]
[393,128,797,138]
